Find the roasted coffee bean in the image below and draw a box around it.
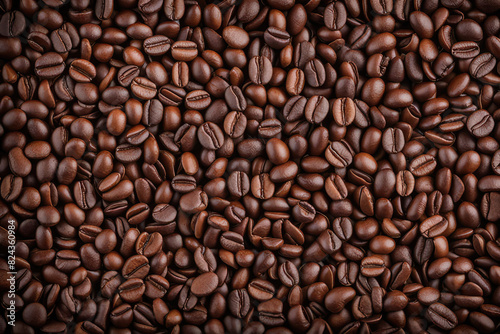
[324,1,347,30]
[325,140,353,168]
[117,65,140,87]
[131,77,157,100]
[224,86,247,112]
[263,27,291,49]
[283,95,307,121]
[470,53,496,78]
[69,59,96,83]
[332,97,355,126]
[51,29,72,53]
[248,56,273,85]
[171,40,198,61]
[143,35,171,56]
[451,41,481,59]
[426,303,458,330]
[185,90,211,110]
[467,109,494,138]
[198,122,225,150]
[35,53,65,79]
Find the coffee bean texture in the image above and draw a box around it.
[1,0,500,333]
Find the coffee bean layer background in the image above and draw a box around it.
[1,0,500,333]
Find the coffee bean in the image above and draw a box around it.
[223,25,250,49]
[143,35,171,56]
[194,246,217,273]
[470,53,496,78]
[118,278,145,303]
[324,1,347,30]
[361,256,385,277]
[258,298,285,326]
[248,56,273,85]
[122,254,150,280]
[163,0,185,20]
[224,86,247,112]
[467,109,494,138]
[451,41,480,59]
[304,95,329,124]
[325,140,353,168]
[382,127,405,153]
[185,90,211,110]
[35,53,65,79]
[51,29,72,53]
[117,65,140,87]
[409,154,437,176]
[228,289,251,318]
[171,61,189,88]
[131,77,157,100]
[95,0,114,20]
[283,95,307,121]
[0,10,25,37]
[263,27,291,49]
[286,68,305,96]
[426,303,458,330]
[69,59,96,83]
[191,272,219,297]
[171,40,198,61]
[248,278,275,301]
[0,173,22,202]
[332,97,356,126]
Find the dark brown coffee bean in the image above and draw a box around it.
[360,256,385,277]
[325,140,353,168]
[283,95,307,122]
[409,154,437,176]
[324,1,347,30]
[198,122,225,150]
[69,59,96,83]
[248,279,275,301]
[426,303,458,330]
[96,0,114,20]
[304,95,329,124]
[171,61,189,88]
[171,40,198,61]
[451,41,480,59]
[164,0,185,20]
[467,109,494,138]
[117,65,140,87]
[470,53,496,78]
[227,171,250,198]
[420,215,448,238]
[122,255,150,279]
[51,29,72,53]
[332,97,355,126]
[248,56,272,85]
[228,289,251,318]
[118,278,145,303]
[286,68,305,96]
[131,77,157,100]
[263,27,291,49]
[143,35,171,56]
[1,174,22,202]
[224,86,247,112]
[396,170,415,196]
[185,90,211,110]
[0,10,25,37]
[35,53,65,79]
[191,272,219,297]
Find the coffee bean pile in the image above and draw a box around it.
[1,0,500,333]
